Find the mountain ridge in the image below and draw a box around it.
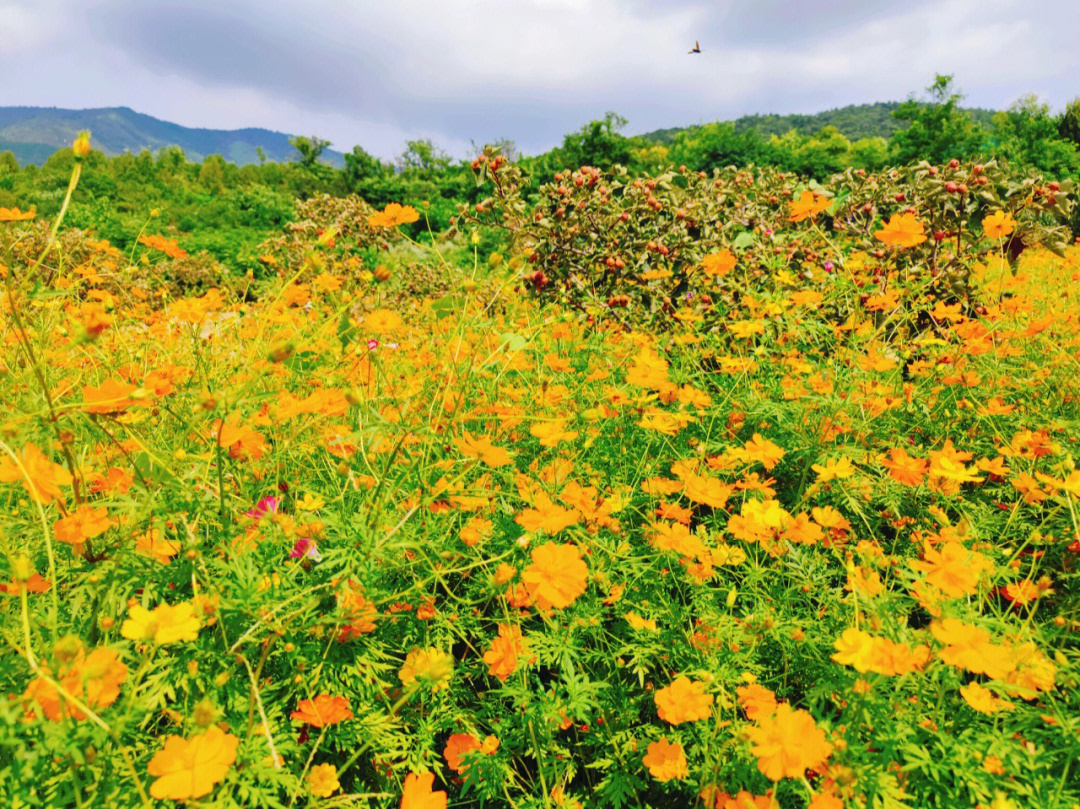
[0,106,345,168]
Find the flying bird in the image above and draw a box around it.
[689,41,701,54]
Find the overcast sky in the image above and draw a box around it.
[3,0,1078,159]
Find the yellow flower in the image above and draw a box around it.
[811,456,856,482]
[367,202,420,228]
[121,601,201,645]
[399,647,454,691]
[147,726,238,801]
[306,763,340,798]
[982,210,1016,239]
[960,682,1014,714]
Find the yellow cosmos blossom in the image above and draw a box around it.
[121,601,201,645]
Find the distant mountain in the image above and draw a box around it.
[641,102,998,144]
[0,106,345,168]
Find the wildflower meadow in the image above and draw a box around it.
[1,132,1079,809]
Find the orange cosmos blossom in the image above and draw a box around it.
[400,772,447,809]
[368,202,420,228]
[482,622,529,681]
[654,676,713,724]
[874,213,927,248]
[138,233,188,259]
[788,189,831,222]
[53,504,112,550]
[982,210,1016,239]
[0,442,73,504]
[443,733,499,774]
[909,540,992,599]
[211,418,268,461]
[290,694,353,727]
[82,378,142,414]
[0,206,36,222]
[736,683,778,720]
[642,737,689,782]
[700,788,776,809]
[23,642,127,721]
[745,703,833,781]
[520,542,588,609]
[701,249,737,277]
[147,725,239,801]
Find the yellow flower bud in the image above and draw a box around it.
[72,131,92,159]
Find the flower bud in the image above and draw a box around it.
[72,131,92,159]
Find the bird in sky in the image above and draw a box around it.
[689,40,701,54]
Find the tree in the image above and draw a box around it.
[669,122,763,172]
[889,74,987,165]
[255,145,267,165]
[1059,98,1080,148]
[556,112,632,170]
[993,96,1079,176]
[289,136,331,169]
[397,139,451,174]
[199,155,228,195]
[0,151,18,176]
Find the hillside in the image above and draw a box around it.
[0,106,345,167]
[641,102,998,144]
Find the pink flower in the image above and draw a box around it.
[290,538,322,562]
[247,496,279,519]
[367,339,379,350]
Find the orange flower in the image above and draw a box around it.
[515,493,580,534]
[337,582,378,640]
[82,379,141,415]
[138,233,188,259]
[290,694,353,727]
[0,206,36,222]
[982,210,1016,239]
[737,683,777,720]
[738,434,786,470]
[368,202,420,228]
[443,733,498,774]
[23,643,127,721]
[745,703,833,781]
[788,190,831,222]
[147,726,239,801]
[53,505,112,550]
[874,213,927,248]
[135,529,181,564]
[881,447,928,486]
[0,443,73,504]
[483,623,529,681]
[642,738,688,782]
[454,433,513,467]
[654,676,713,724]
[701,249,737,277]
[212,418,268,461]
[521,542,588,609]
[910,541,992,598]
[400,771,447,809]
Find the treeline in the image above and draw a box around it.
[1,75,1077,272]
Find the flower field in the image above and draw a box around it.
[1,143,1079,809]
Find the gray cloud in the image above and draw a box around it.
[3,0,1079,159]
